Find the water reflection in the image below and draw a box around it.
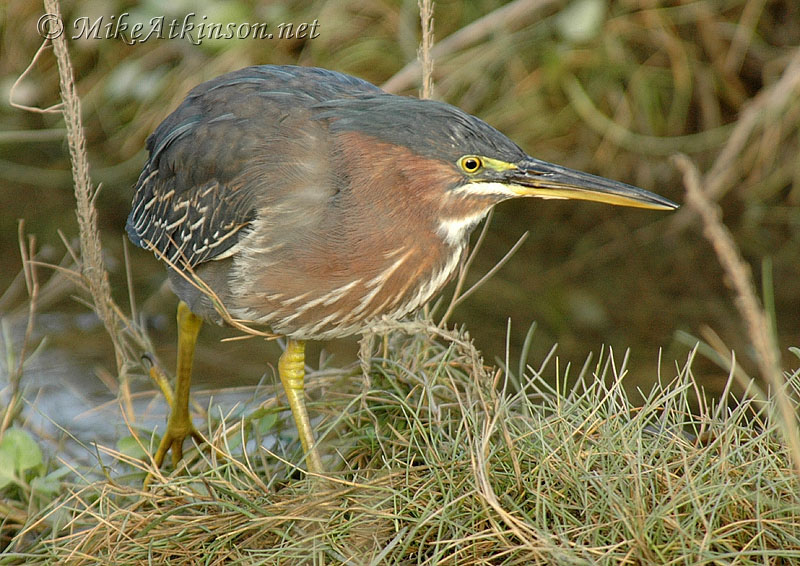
[1,311,292,472]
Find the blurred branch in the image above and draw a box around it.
[563,74,733,156]
[8,39,62,114]
[705,46,800,202]
[12,222,39,394]
[1,222,41,434]
[0,129,65,143]
[0,151,147,188]
[383,0,558,93]
[670,46,800,231]
[723,0,767,76]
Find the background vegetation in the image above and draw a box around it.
[1,0,799,563]
[2,0,799,387]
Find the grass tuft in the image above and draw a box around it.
[5,329,800,565]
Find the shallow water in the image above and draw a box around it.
[0,309,300,471]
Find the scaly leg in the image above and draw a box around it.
[278,339,324,474]
[150,301,204,471]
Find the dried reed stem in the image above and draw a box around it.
[675,153,800,476]
[417,0,435,99]
[44,0,115,335]
[42,0,134,416]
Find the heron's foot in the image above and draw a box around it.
[144,414,204,488]
[156,417,204,467]
[144,301,205,488]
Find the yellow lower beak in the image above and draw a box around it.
[508,158,678,211]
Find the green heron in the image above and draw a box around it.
[127,65,677,475]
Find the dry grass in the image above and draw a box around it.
[2,0,799,366]
[4,330,800,565]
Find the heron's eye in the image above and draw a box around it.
[459,156,483,173]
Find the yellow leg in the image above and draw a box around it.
[150,301,204,472]
[278,339,324,474]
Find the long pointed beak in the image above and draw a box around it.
[507,157,678,210]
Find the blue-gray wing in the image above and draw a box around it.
[126,65,383,268]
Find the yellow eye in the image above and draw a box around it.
[459,156,483,173]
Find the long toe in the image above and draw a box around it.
[151,420,201,469]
